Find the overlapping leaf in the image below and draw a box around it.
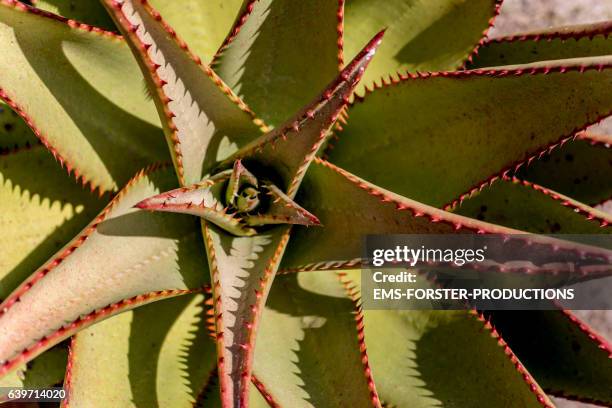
[194,32,383,407]
[344,0,501,89]
[338,270,554,408]
[63,293,216,407]
[281,159,612,273]
[251,272,379,407]
[454,178,612,233]
[0,166,207,375]
[202,223,290,408]
[149,0,243,64]
[0,146,105,299]
[327,58,612,208]
[32,0,116,30]
[0,1,167,192]
[490,309,612,406]
[213,0,341,126]
[517,133,612,206]
[467,22,612,68]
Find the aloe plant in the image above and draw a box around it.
[0,0,611,407]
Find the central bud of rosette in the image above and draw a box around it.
[135,160,320,236]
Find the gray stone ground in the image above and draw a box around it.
[490,1,612,407]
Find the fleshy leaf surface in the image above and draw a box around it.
[338,270,554,408]
[344,0,501,89]
[0,146,105,299]
[281,159,612,273]
[100,0,263,186]
[63,293,217,408]
[148,0,242,63]
[221,31,384,198]
[467,22,612,68]
[327,58,612,208]
[517,133,612,206]
[282,159,512,271]
[252,271,380,407]
[0,166,207,376]
[202,222,291,408]
[454,178,612,233]
[213,0,342,126]
[0,1,168,192]
[32,0,117,30]
[490,309,612,406]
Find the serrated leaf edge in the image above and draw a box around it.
[0,162,171,318]
[442,113,612,211]
[472,310,554,408]
[485,21,612,45]
[459,0,505,69]
[1,287,201,378]
[101,0,269,185]
[202,222,291,407]
[336,271,382,408]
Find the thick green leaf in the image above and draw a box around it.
[0,1,167,192]
[32,0,116,30]
[327,58,612,208]
[344,0,501,89]
[490,309,612,406]
[517,133,612,206]
[282,159,515,272]
[100,0,263,186]
[149,0,243,63]
[251,271,379,407]
[202,222,291,408]
[0,102,37,149]
[0,146,105,299]
[467,22,612,68]
[0,166,207,377]
[282,159,612,272]
[339,270,554,408]
[454,178,612,233]
[222,31,383,198]
[63,293,216,408]
[213,0,341,126]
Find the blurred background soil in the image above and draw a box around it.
[490,1,612,407]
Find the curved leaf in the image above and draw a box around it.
[63,293,217,408]
[251,271,380,407]
[467,22,612,68]
[338,270,554,408]
[282,159,514,272]
[344,0,502,89]
[213,0,342,126]
[517,133,612,206]
[282,160,612,273]
[327,58,612,208]
[0,165,207,377]
[454,178,612,233]
[0,145,105,299]
[222,30,383,197]
[100,0,264,186]
[149,0,243,63]
[32,0,117,30]
[202,222,291,408]
[0,1,168,192]
[490,309,612,406]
